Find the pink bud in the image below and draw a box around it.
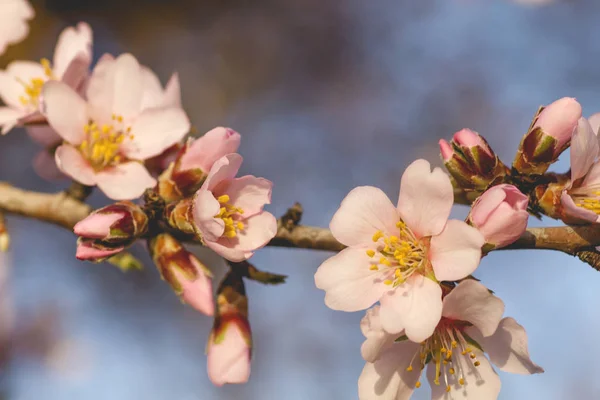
[469,184,529,248]
[178,127,241,173]
[75,240,124,261]
[439,139,453,162]
[207,317,251,386]
[533,97,582,152]
[453,129,492,157]
[73,212,124,239]
[172,257,214,316]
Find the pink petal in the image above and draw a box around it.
[588,112,600,136]
[570,117,599,183]
[86,53,115,121]
[397,159,453,238]
[581,160,600,188]
[140,66,164,110]
[60,54,91,91]
[192,189,225,242]
[109,54,143,121]
[204,154,243,191]
[379,274,443,342]
[477,318,544,375]
[54,144,97,186]
[329,186,399,247]
[174,257,214,316]
[427,350,500,400]
[206,211,277,262]
[33,150,65,181]
[25,125,61,146]
[470,187,507,227]
[95,162,156,200]
[442,280,504,337]
[358,342,421,400]
[0,0,34,56]
[42,81,88,144]
[532,97,581,151]
[0,107,22,134]
[560,192,600,224]
[429,220,484,282]
[76,241,123,261]
[207,324,251,386]
[360,306,396,363]
[53,22,93,79]
[73,212,123,239]
[225,175,272,218]
[179,127,241,173]
[314,247,390,312]
[163,73,182,108]
[0,61,45,109]
[122,107,190,160]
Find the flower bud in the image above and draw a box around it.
[158,127,241,203]
[207,271,252,386]
[439,129,507,192]
[513,97,582,175]
[468,184,529,248]
[148,233,214,316]
[75,239,124,261]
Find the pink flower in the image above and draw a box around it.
[191,154,277,262]
[531,97,581,155]
[178,127,241,173]
[76,240,124,261]
[358,280,543,400]
[314,159,484,342]
[42,53,191,200]
[0,0,34,56]
[0,22,92,135]
[560,116,600,224]
[207,314,252,386]
[453,129,493,157]
[468,184,529,248]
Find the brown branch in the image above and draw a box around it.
[1,182,600,260]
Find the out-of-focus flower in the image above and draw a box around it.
[314,159,484,342]
[513,97,581,175]
[158,127,241,203]
[468,184,529,249]
[191,153,277,262]
[42,53,190,200]
[0,0,34,56]
[358,280,543,400]
[74,201,148,261]
[148,233,214,315]
[207,272,252,386]
[0,22,92,135]
[439,129,508,195]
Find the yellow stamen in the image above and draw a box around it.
[372,231,384,242]
[366,249,375,258]
[415,381,421,389]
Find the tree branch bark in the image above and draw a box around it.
[0,181,599,258]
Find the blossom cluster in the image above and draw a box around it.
[315,97,595,399]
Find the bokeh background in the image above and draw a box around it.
[0,0,598,399]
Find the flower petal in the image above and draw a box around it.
[42,81,88,144]
[76,241,123,261]
[207,323,251,386]
[54,144,97,186]
[1,61,44,109]
[358,341,421,400]
[429,220,484,282]
[477,318,544,375]
[360,306,396,363]
[25,125,61,146]
[163,73,182,108]
[379,274,442,342]
[226,176,272,218]
[206,211,277,262]
[140,66,165,110]
[53,22,93,79]
[442,280,504,337]
[588,112,600,136]
[204,154,243,191]
[330,186,399,247]
[33,150,65,181]
[560,191,600,224]
[0,107,22,134]
[122,107,190,160]
[192,188,225,242]
[397,159,453,238]
[0,0,34,56]
[314,247,391,312]
[428,350,500,400]
[109,54,143,121]
[86,53,115,120]
[174,257,214,316]
[179,127,241,173]
[571,117,599,183]
[95,162,156,200]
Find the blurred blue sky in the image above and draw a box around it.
[1,0,600,399]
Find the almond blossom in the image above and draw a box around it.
[42,53,190,200]
[559,115,600,223]
[0,22,92,135]
[191,153,277,262]
[0,0,34,56]
[358,280,543,400]
[314,159,484,342]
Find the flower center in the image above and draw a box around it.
[214,195,245,238]
[18,58,55,108]
[366,220,426,286]
[571,190,600,214]
[78,114,133,170]
[408,319,483,392]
